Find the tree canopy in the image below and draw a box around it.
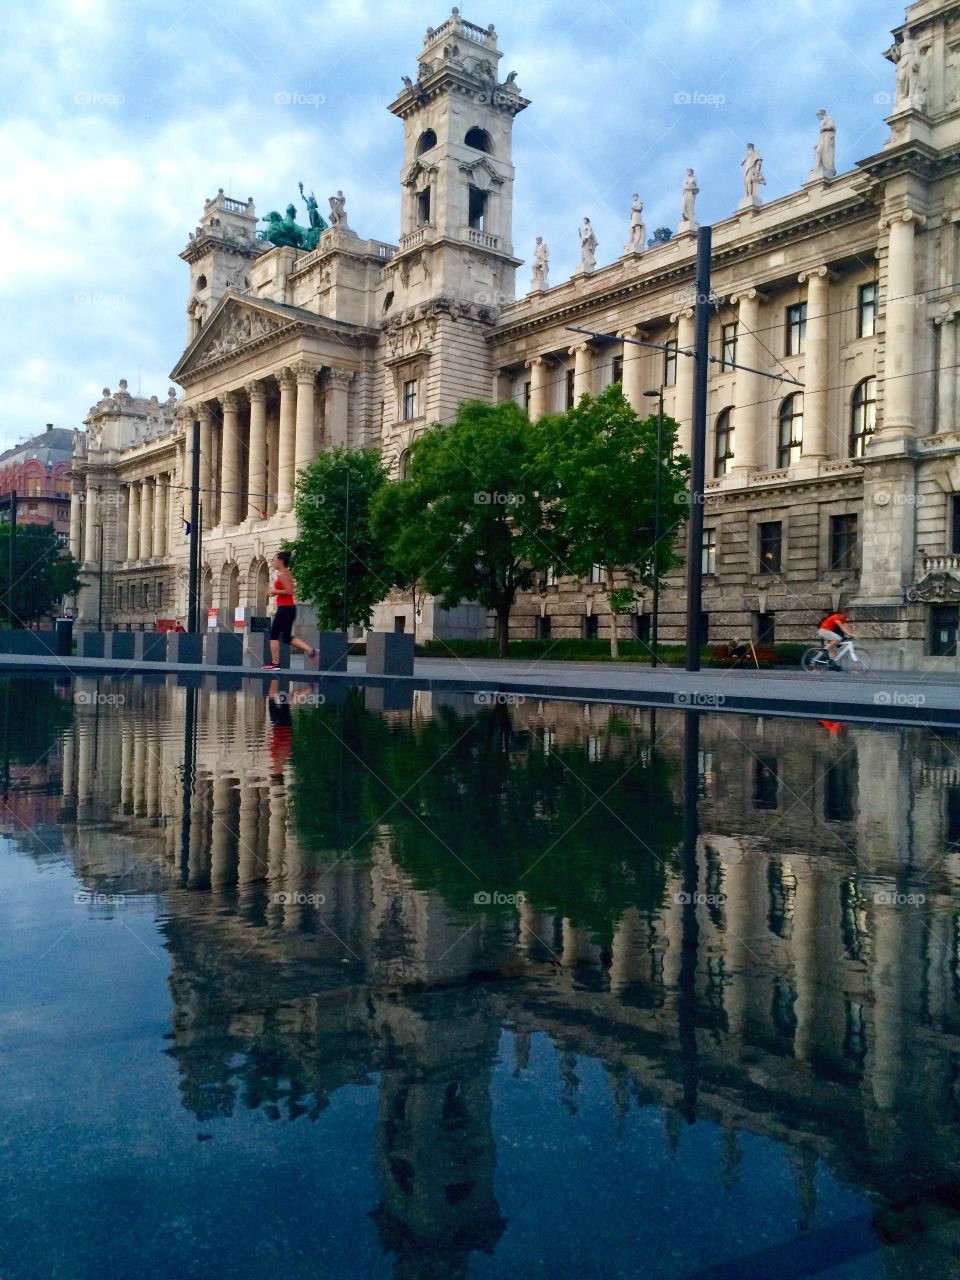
[0,523,82,629]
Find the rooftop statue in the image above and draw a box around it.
[259,184,328,251]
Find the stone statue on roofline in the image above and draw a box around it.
[530,236,549,291]
[577,217,598,273]
[678,168,699,234]
[739,143,765,209]
[809,109,837,181]
[624,194,646,254]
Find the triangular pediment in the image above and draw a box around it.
[171,293,293,381]
[457,155,504,186]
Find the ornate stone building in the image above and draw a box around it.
[71,0,960,664]
[0,424,73,540]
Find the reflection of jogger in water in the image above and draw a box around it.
[267,678,293,780]
[263,551,318,670]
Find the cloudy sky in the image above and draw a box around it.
[0,0,900,449]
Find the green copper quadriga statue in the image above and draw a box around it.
[258,184,327,251]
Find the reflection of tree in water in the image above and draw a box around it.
[288,696,681,944]
[0,677,72,768]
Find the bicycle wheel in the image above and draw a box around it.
[846,647,873,676]
[801,646,825,673]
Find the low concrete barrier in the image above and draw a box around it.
[366,632,415,676]
[79,632,105,659]
[243,633,289,669]
[203,632,243,667]
[105,632,135,661]
[166,632,203,664]
[134,631,167,662]
[0,630,59,656]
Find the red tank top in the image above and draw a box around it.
[275,576,295,607]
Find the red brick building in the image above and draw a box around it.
[0,425,74,545]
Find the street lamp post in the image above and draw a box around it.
[644,389,665,669]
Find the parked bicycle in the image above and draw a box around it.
[801,636,872,675]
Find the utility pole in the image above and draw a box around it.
[644,389,665,668]
[685,227,712,673]
[187,420,200,631]
[7,489,16,628]
[343,465,350,636]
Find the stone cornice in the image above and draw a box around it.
[857,138,960,185]
[388,67,528,121]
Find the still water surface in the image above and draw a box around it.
[1,675,959,1279]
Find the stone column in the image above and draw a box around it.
[525,355,550,421]
[139,478,154,561]
[69,485,82,560]
[197,403,214,527]
[246,380,268,519]
[937,314,957,434]
[116,483,129,563]
[879,209,922,438]
[220,391,242,526]
[619,325,646,412]
[672,309,695,456]
[798,268,830,461]
[82,482,98,564]
[153,474,166,557]
[325,367,353,449]
[731,289,763,473]
[493,369,512,403]
[569,341,594,402]
[126,481,140,562]
[277,367,297,514]
[294,362,317,475]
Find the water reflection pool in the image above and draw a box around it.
[1,674,958,1279]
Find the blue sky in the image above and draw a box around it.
[0,0,901,449]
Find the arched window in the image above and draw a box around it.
[398,450,411,480]
[850,377,876,458]
[777,394,803,468]
[464,126,493,153]
[714,408,735,477]
[415,129,437,156]
[196,274,207,290]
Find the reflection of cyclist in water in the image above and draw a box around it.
[267,679,292,780]
[817,610,854,663]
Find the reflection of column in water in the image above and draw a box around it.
[281,816,305,930]
[210,774,239,889]
[869,899,912,1111]
[720,857,751,1038]
[856,731,910,872]
[145,730,160,819]
[267,782,286,926]
[132,734,146,817]
[517,900,551,960]
[561,918,580,967]
[793,863,845,1065]
[924,909,951,1023]
[610,906,646,993]
[62,732,76,802]
[120,723,134,813]
[77,723,93,806]
[187,774,210,890]
[237,775,261,888]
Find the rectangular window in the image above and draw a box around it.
[565,368,575,409]
[754,756,779,810]
[523,380,531,412]
[721,322,738,371]
[701,528,716,575]
[699,612,709,644]
[755,612,776,645]
[156,583,164,609]
[116,585,123,609]
[857,283,877,339]
[27,502,38,514]
[467,186,486,231]
[394,615,406,633]
[664,338,678,388]
[581,614,599,640]
[759,521,782,573]
[417,188,431,225]
[536,614,552,640]
[589,563,603,584]
[714,411,735,478]
[951,495,960,556]
[57,508,68,521]
[544,565,556,587]
[611,354,624,386]
[829,513,858,572]
[27,479,42,497]
[402,380,417,421]
[633,613,651,643]
[143,582,151,608]
[786,302,807,356]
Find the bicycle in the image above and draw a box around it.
[801,637,872,676]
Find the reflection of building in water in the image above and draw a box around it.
[41,684,960,1271]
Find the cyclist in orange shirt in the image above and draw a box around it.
[817,610,854,663]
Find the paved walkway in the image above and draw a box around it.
[1,651,958,727]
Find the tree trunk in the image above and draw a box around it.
[605,566,619,660]
[495,607,510,658]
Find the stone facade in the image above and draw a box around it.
[71,1,960,664]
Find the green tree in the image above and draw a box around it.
[539,384,689,658]
[0,523,82,628]
[288,447,395,630]
[372,401,562,657]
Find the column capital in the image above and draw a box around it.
[729,287,767,306]
[293,361,318,384]
[245,379,267,402]
[669,307,694,324]
[617,324,649,341]
[568,340,592,355]
[878,208,926,231]
[220,390,241,413]
[524,355,545,370]
[277,366,296,390]
[797,265,836,285]
[324,366,355,386]
[196,401,215,424]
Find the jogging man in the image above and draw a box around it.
[817,609,854,663]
